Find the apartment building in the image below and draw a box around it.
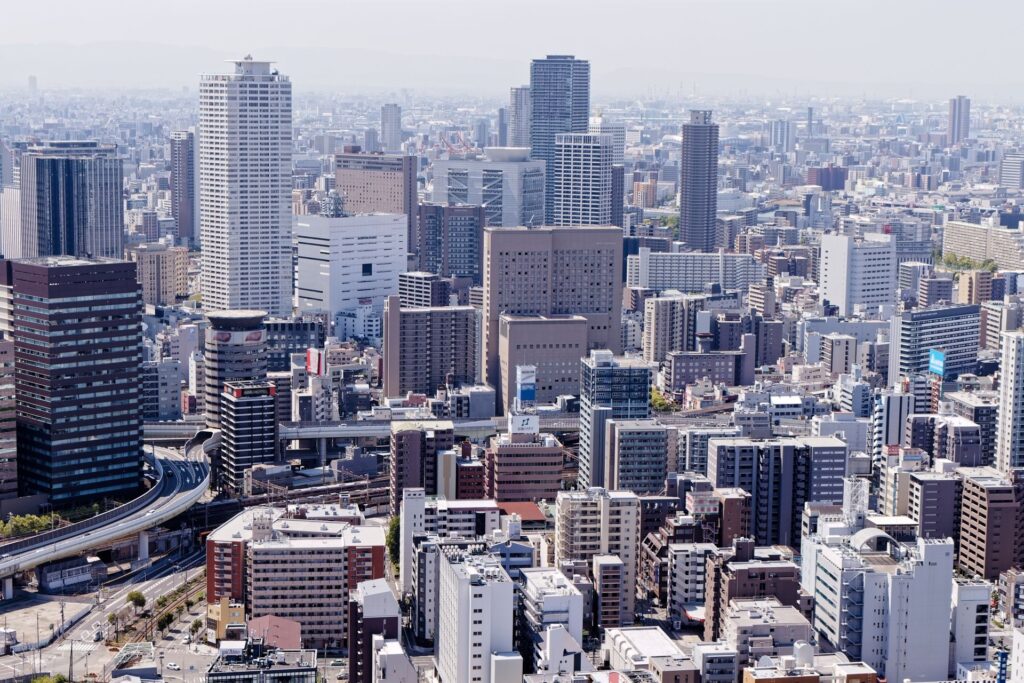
[554,488,640,625]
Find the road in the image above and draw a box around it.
[0,550,208,680]
[0,445,210,580]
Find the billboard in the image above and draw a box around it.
[211,329,265,345]
[507,414,539,435]
[516,365,537,407]
[928,349,945,376]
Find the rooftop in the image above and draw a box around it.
[208,649,317,674]
[606,626,685,661]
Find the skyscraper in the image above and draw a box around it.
[819,233,896,316]
[219,380,277,495]
[0,340,15,500]
[169,130,196,245]
[949,95,971,145]
[508,86,531,148]
[769,119,795,153]
[996,331,1024,473]
[578,350,652,490]
[481,226,623,409]
[5,257,142,505]
[552,133,612,227]
[529,56,590,223]
[679,110,719,252]
[19,141,123,259]
[381,103,402,153]
[431,148,545,227]
[335,150,418,249]
[999,153,1024,189]
[198,56,292,317]
[496,107,509,147]
[203,310,268,429]
[588,114,625,165]
[417,203,486,283]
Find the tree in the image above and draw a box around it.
[190,618,203,636]
[157,612,175,632]
[127,590,146,614]
[31,676,68,683]
[107,612,119,641]
[156,595,169,609]
[651,387,675,412]
[385,515,401,572]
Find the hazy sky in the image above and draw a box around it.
[1,0,1018,101]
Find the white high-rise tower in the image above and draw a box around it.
[997,330,1024,473]
[198,56,293,316]
[552,133,612,227]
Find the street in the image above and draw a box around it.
[0,549,207,681]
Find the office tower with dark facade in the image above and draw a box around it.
[389,420,455,514]
[204,310,268,429]
[806,164,848,192]
[6,258,142,505]
[264,315,327,372]
[0,340,15,500]
[679,111,719,253]
[219,380,277,495]
[19,141,123,259]
[417,203,486,285]
[529,55,590,223]
[169,130,196,244]
[578,350,652,490]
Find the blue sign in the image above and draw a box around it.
[929,349,946,376]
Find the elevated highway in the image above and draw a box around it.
[0,438,214,597]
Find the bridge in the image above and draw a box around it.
[146,414,581,453]
[0,437,214,598]
[278,414,580,445]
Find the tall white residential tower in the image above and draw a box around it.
[199,57,293,316]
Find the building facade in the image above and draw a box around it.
[199,57,292,316]
[530,55,590,223]
[7,258,142,505]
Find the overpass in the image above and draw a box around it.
[0,438,213,598]
[146,414,580,456]
[278,414,580,445]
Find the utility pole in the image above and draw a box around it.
[68,639,73,682]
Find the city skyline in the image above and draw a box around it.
[4,8,1024,683]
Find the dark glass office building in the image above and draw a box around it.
[5,257,142,505]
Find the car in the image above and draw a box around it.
[336,674,346,680]
[330,660,344,667]
[183,635,191,644]
[166,663,181,671]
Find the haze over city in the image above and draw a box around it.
[5,3,1024,683]
[1,0,1018,99]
